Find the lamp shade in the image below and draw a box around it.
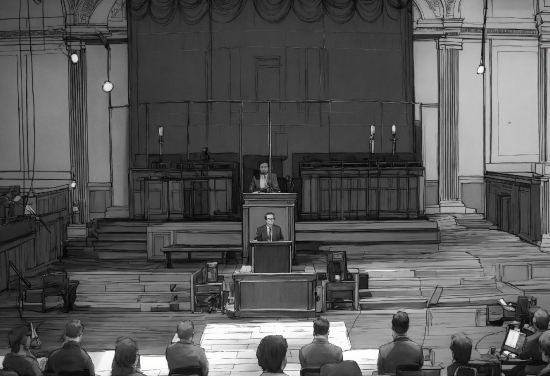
[477,65,486,74]
[102,81,114,93]
[70,52,79,64]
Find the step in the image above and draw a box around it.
[78,282,191,293]
[95,226,147,233]
[68,271,193,283]
[76,292,188,303]
[95,251,148,260]
[359,296,428,310]
[94,243,147,251]
[368,288,421,297]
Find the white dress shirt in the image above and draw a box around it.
[260,174,267,189]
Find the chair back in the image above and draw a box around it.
[43,272,67,287]
[0,369,19,376]
[301,367,321,376]
[58,370,90,376]
[454,366,477,376]
[169,366,203,376]
[396,364,424,376]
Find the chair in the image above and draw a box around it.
[58,370,90,376]
[169,366,203,376]
[455,366,477,376]
[0,369,18,376]
[24,271,68,312]
[396,364,424,376]
[301,367,321,376]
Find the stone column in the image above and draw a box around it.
[437,34,466,213]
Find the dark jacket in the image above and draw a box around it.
[447,362,468,376]
[377,335,424,374]
[165,339,209,376]
[255,225,284,241]
[249,173,280,193]
[299,336,343,368]
[3,353,42,376]
[111,365,146,376]
[320,360,362,376]
[45,341,95,376]
[521,330,546,362]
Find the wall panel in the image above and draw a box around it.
[0,55,21,171]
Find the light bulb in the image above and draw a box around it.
[477,64,485,74]
[70,180,77,189]
[70,52,79,64]
[102,81,114,93]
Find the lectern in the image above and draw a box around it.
[242,193,297,263]
[250,241,292,273]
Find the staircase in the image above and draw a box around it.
[92,220,148,260]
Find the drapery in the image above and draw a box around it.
[129,0,411,25]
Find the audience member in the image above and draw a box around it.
[377,311,424,375]
[44,320,95,376]
[521,310,550,362]
[320,360,362,376]
[537,332,550,376]
[2,325,42,376]
[257,335,289,376]
[299,317,343,369]
[112,338,145,376]
[447,333,472,376]
[165,321,209,376]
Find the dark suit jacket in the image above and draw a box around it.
[299,336,343,368]
[165,339,209,376]
[377,335,424,374]
[521,330,545,362]
[249,173,280,192]
[255,224,284,241]
[320,361,362,376]
[45,341,95,376]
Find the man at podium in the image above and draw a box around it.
[255,212,284,241]
[249,162,280,193]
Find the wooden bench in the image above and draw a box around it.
[160,245,243,268]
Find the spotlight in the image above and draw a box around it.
[477,64,485,74]
[70,52,79,64]
[70,180,77,189]
[102,81,114,93]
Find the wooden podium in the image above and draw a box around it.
[242,193,297,262]
[250,241,292,273]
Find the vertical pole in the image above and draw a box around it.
[268,101,272,188]
[328,101,332,159]
[187,102,190,161]
[145,104,149,168]
[239,102,243,198]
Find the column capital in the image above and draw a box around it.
[437,18,464,50]
[537,12,550,48]
[437,37,463,50]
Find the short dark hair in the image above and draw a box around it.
[260,162,269,166]
[257,335,288,372]
[265,212,275,220]
[177,320,194,340]
[65,320,84,338]
[392,311,409,334]
[313,318,330,336]
[533,309,550,330]
[450,332,472,365]
[8,325,31,353]
[114,338,139,368]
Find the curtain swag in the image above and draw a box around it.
[129,0,411,25]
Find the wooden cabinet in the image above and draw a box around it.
[485,172,547,244]
[300,161,424,220]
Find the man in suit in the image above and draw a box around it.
[299,317,343,369]
[377,311,424,375]
[166,321,209,376]
[255,212,284,241]
[249,162,280,193]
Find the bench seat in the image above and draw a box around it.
[161,245,242,268]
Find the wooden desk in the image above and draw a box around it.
[232,272,316,317]
[250,241,292,273]
[300,161,424,220]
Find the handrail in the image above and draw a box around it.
[9,261,31,288]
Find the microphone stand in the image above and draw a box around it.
[10,199,51,233]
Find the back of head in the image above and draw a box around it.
[533,309,550,330]
[8,325,30,353]
[392,311,410,335]
[540,331,550,355]
[114,338,139,368]
[320,360,362,376]
[450,332,473,365]
[177,320,194,341]
[256,335,288,373]
[65,320,84,341]
[314,317,330,336]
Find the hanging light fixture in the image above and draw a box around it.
[98,32,113,93]
[70,52,79,64]
[478,0,488,74]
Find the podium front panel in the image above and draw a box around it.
[251,241,291,273]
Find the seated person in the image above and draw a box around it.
[320,360,362,376]
[2,325,42,376]
[165,321,209,376]
[299,317,343,368]
[377,311,424,375]
[257,335,289,376]
[537,332,550,376]
[112,338,145,376]
[447,333,472,376]
[249,162,280,193]
[255,212,284,242]
[44,320,95,376]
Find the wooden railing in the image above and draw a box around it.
[34,187,69,215]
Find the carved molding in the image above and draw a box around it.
[0,28,65,39]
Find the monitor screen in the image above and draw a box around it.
[502,329,526,354]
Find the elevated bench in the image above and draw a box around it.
[160,245,243,268]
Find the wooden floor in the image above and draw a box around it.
[1,214,549,376]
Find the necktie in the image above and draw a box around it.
[268,227,271,241]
